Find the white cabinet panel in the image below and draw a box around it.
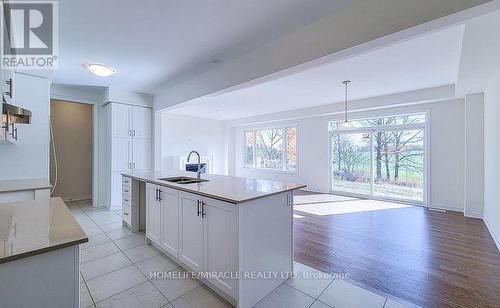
[133,139,152,171]
[112,138,132,171]
[160,188,179,258]
[178,192,203,272]
[111,171,124,207]
[132,106,152,139]
[111,104,131,138]
[203,197,237,297]
[146,184,161,244]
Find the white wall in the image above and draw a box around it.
[160,113,225,175]
[229,99,466,211]
[0,72,50,180]
[464,93,484,218]
[484,67,500,250]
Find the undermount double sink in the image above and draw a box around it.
[159,176,209,185]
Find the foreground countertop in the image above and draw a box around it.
[0,178,52,193]
[0,197,88,264]
[123,171,306,203]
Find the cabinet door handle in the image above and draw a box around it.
[123,212,129,216]
[123,198,129,202]
[5,78,12,98]
[124,189,129,193]
[202,201,207,218]
[158,189,162,202]
[197,200,201,216]
[155,188,158,201]
[133,129,136,137]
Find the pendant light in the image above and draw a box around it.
[340,80,354,129]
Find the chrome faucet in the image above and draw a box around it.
[187,150,202,179]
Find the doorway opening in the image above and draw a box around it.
[50,99,93,203]
[329,113,427,205]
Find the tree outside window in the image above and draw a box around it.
[244,126,297,172]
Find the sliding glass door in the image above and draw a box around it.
[330,114,426,204]
[372,128,424,202]
[331,132,372,196]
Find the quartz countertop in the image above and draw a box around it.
[0,197,88,264]
[123,171,306,203]
[0,178,52,193]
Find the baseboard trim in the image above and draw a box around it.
[429,203,462,213]
[464,211,483,219]
[484,217,500,252]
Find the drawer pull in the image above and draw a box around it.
[202,201,207,218]
[123,212,129,216]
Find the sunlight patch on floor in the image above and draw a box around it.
[294,197,412,216]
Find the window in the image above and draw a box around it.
[244,131,254,168]
[329,113,426,203]
[244,126,297,172]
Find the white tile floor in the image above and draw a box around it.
[70,200,413,308]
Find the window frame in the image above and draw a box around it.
[327,110,430,207]
[242,124,298,174]
[329,112,427,132]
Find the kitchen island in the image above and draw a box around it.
[122,171,306,308]
[0,197,88,307]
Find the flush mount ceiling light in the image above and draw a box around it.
[83,63,116,77]
[340,80,354,129]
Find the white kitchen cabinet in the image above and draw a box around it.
[160,187,179,258]
[107,102,152,210]
[144,189,237,295]
[203,197,238,298]
[146,183,161,244]
[111,138,133,171]
[132,139,152,171]
[132,106,152,139]
[111,103,131,138]
[178,191,203,272]
[111,104,151,139]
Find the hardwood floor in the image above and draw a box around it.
[293,191,500,308]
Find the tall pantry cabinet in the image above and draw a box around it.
[107,102,152,210]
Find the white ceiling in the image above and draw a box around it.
[53,0,351,93]
[168,26,465,120]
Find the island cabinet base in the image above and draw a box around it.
[145,183,293,308]
[0,245,80,308]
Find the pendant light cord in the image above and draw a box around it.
[343,80,350,122]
